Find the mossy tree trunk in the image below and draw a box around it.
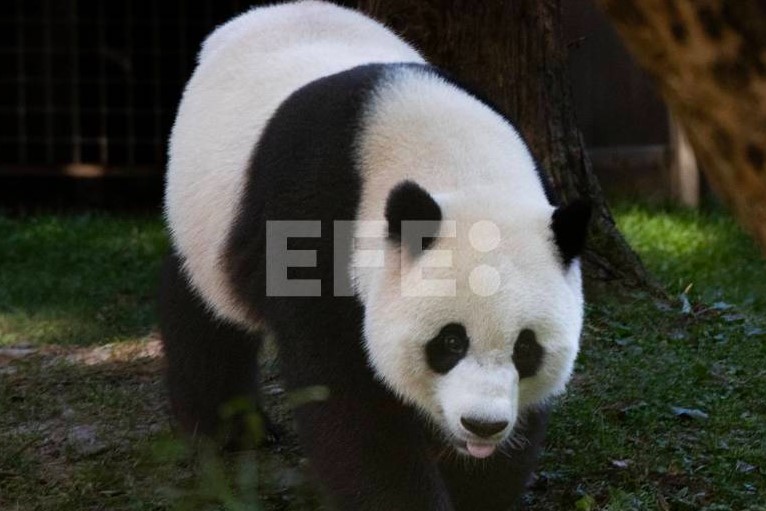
[599,0,766,254]
[356,0,654,288]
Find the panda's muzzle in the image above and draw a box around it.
[455,416,511,458]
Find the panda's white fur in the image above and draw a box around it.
[166,1,424,326]
[166,0,584,468]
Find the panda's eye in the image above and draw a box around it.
[426,323,468,374]
[443,334,466,354]
[512,329,544,379]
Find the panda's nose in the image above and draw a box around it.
[460,417,509,438]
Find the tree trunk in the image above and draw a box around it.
[356,0,654,289]
[599,0,766,254]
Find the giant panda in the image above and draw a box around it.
[159,2,590,510]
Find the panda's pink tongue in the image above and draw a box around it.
[466,442,496,459]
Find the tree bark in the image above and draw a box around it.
[355,0,654,289]
[599,0,766,254]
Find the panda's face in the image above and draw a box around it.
[358,183,588,459]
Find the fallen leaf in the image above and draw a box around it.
[735,460,756,473]
[711,301,734,311]
[680,294,692,315]
[671,406,709,420]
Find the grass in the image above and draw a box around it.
[616,203,766,314]
[0,214,167,346]
[1,204,765,510]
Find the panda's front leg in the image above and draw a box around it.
[290,388,453,510]
[269,308,453,510]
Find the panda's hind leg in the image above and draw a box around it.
[158,253,280,449]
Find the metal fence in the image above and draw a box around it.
[1,0,246,177]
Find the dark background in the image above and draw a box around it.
[0,0,669,212]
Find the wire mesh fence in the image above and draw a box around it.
[1,0,246,175]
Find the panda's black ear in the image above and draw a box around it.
[385,180,442,256]
[551,199,591,266]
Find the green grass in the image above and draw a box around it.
[615,203,766,314]
[0,214,167,346]
[1,204,765,510]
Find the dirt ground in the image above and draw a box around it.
[0,337,324,511]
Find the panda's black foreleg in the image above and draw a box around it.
[438,406,549,511]
[267,312,454,511]
[158,253,277,449]
[289,388,454,511]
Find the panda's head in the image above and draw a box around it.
[357,181,590,459]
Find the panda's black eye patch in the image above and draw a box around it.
[425,323,469,374]
[512,329,544,379]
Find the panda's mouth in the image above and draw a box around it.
[454,440,498,459]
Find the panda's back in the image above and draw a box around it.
[165,1,423,325]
